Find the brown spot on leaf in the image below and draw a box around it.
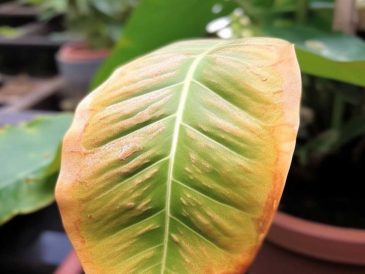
[171,233,180,243]
[119,144,143,161]
[126,202,135,209]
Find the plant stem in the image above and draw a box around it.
[331,93,345,129]
[296,0,308,24]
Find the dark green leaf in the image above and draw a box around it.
[91,0,236,88]
[0,114,72,225]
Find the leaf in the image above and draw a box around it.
[91,0,236,88]
[56,38,301,273]
[265,25,365,86]
[0,113,72,225]
[298,114,365,164]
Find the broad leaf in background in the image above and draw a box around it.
[57,38,301,273]
[91,0,236,88]
[298,114,365,164]
[266,26,365,86]
[0,114,72,225]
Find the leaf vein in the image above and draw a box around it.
[192,79,260,123]
[123,244,163,266]
[181,122,250,162]
[105,209,165,239]
[161,41,225,273]
[170,215,227,253]
[141,262,162,272]
[106,81,184,108]
[95,114,176,150]
[172,179,246,214]
[93,156,169,201]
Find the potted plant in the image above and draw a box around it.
[56,0,137,95]
[23,0,137,94]
[208,0,365,271]
[265,75,365,272]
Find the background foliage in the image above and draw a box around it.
[0,114,72,224]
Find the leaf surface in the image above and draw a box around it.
[57,38,301,273]
[265,26,365,86]
[0,114,72,224]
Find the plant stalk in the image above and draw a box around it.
[296,0,308,24]
[331,93,345,129]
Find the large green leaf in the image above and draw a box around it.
[57,38,300,273]
[265,26,365,86]
[0,114,72,225]
[91,0,236,88]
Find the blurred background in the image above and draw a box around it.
[0,0,364,273]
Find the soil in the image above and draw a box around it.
[280,139,365,229]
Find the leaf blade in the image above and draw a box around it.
[57,38,301,273]
[160,40,226,272]
[0,114,72,224]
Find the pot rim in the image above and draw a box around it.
[267,211,365,265]
[57,42,110,63]
[54,250,82,274]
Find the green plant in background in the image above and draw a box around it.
[91,0,236,86]
[21,0,138,48]
[20,0,66,20]
[0,114,72,225]
[297,75,365,165]
[208,0,365,165]
[66,0,138,48]
[211,0,365,85]
[0,26,25,38]
[22,0,235,84]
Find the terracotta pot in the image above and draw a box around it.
[268,211,365,264]
[249,211,365,273]
[56,42,109,96]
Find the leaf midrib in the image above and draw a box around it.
[160,41,224,273]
